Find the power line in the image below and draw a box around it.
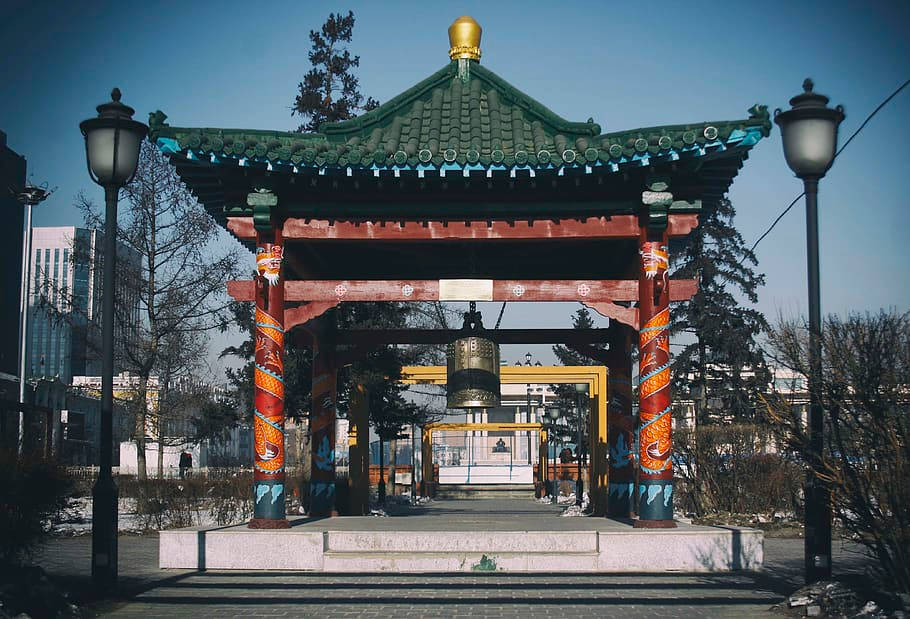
[747,78,910,256]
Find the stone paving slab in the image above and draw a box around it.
[33,499,876,618]
[159,499,761,572]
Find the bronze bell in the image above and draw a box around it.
[446,302,501,408]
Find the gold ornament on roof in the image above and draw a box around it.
[448,16,482,61]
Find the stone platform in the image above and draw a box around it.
[438,463,534,484]
[160,499,762,573]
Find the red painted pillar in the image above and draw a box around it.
[249,228,288,528]
[309,327,338,516]
[607,323,635,518]
[634,224,676,528]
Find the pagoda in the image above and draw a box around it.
[149,16,770,527]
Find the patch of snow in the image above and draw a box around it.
[49,495,243,535]
[559,492,590,516]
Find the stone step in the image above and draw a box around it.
[327,530,598,553]
[436,483,535,499]
[322,550,600,572]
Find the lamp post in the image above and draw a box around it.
[546,406,560,504]
[14,184,52,456]
[775,78,844,584]
[80,88,147,589]
[574,383,588,506]
[518,353,542,466]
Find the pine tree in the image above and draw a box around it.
[290,11,440,438]
[670,198,770,425]
[292,11,379,133]
[550,308,607,450]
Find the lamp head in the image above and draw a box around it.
[80,87,148,187]
[774,78,844,180]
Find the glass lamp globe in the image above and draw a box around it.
[80,88,148,187]
[774,79,844,180]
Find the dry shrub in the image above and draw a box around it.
[764,311,910,593]
[119,474,252,529]
[674,425,802,517]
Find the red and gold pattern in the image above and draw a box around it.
[639,307,669,350]
[254,294,285,476]
[639,305,671,474]
[639,409,672,473]
[256,244,283,286]
[254,413,284,472]
[639,368,669,400]
[641,242,669,283]
[256,307,284,348]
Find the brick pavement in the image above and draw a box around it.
[36,529,873,618]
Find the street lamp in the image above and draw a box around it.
[573,383,588,506]
[546,406,560,504]
[518,352,543,465]
[13,183,52,456]
[775,78,844,584]
[80,87,147,589]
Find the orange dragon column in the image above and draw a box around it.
[249,231,289,528]
[607,323,636,518]
[634,222,676,528]
[309,328,338,516]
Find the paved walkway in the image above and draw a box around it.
[216,498,741,532]
[36,499,875,618]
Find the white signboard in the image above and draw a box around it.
[438,279,494,301]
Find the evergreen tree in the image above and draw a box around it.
[550,308,607,450]
[289,11,440,440]
[671,197,770,423]
[292,11,379,133]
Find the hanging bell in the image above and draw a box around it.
[446,302,501,408]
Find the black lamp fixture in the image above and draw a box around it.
[775,78,844,584]
[80,87,148,590]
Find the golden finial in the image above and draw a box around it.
[448,16,482,61]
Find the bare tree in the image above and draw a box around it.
[762,310,910,593]
[73,141,243,479]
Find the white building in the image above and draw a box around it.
[73,372,245,476]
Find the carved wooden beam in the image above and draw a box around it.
[283,301,340,331]
[226,214,699,242]
[584,302,640,330]
[227,278,697,304]
[584,277,699,329]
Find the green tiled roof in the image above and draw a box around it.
[150,60,770,172]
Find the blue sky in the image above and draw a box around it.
[2,0,908,370]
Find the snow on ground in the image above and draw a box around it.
[50,496,234,535]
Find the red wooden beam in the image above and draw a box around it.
[227,215,698,242]
[227,278,697,304]
[332,328,614,345]
[284,301,340,331]
[584,302,640,330]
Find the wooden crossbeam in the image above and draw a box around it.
[333,328,613,345]
[426,423,543,432]
[227,278,697,303]
[226,214,698,241]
